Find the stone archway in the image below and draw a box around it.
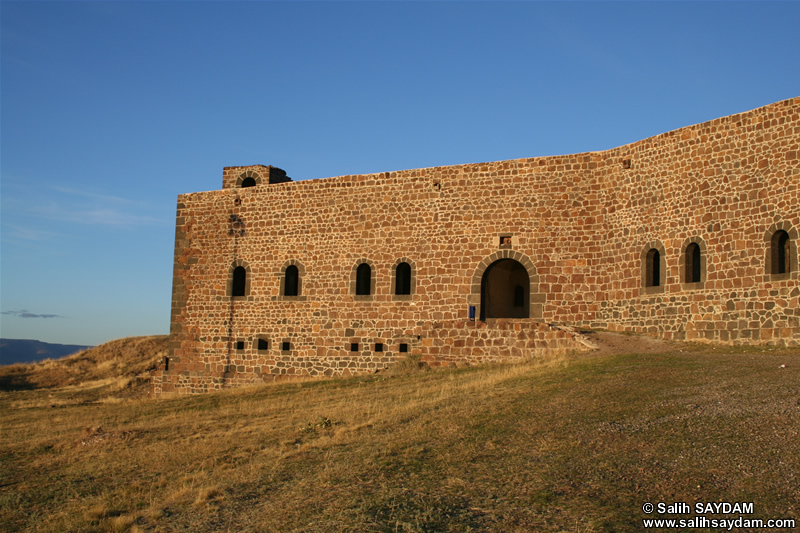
[481,259,530,320]
[470,250,542,321]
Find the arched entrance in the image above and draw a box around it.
[480,258,530,320]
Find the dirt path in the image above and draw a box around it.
[580,330,678,356]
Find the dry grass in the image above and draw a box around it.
[0,335,168,402]
[0,339,798,532]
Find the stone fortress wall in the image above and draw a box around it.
[152,97,799,397]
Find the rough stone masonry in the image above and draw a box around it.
[151,97,799,397]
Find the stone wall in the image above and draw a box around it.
[151,97,799,397]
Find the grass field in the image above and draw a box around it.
[1,338,798,532]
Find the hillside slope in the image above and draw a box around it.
[0,339,94,365]
[0,341,797,532]
[0,335,169,394]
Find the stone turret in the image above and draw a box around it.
[222,164,292,189]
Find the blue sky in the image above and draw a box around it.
[1,1,798,346]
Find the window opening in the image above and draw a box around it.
[350,343,359,352]
[772,230,790,274]
[356,263,371,295]
[399,343,409,353]
[375,343,384,352]
[685,243,702,283]
[513,285,524,307]
[281,341,291,352]
[395,262,411,295]
[645,249,661,287]
[232,266,247,297]
[241,177,256,188]
[236,341,245,351]
[284,265,299,296]
[258,338,269,350]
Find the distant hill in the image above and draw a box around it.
[0,335,169,393]
[0,338,94,365]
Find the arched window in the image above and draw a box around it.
[685,243,702,283]
[514,285,524,307]
[645,248,661,287]
[680,238,706,288]
[771,230,790,275]
[284,265,299,296]
[395,262,411,295]
[241,177,256,188]
[391,258,415,301]
[765,224,797,279]
[278,260,305,300]
[232,266,247,297]
[356,263,371,295]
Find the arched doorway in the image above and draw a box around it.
[480,259,530,320]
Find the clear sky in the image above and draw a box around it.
[1,1,798,346]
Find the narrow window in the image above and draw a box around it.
[284,265,299,296]
[399,343,409,353]
[646,249,661,287]
[281,341,291,352]
[395,262,411,295]
[164,357,169,371]
[350,343,359,352]
[241,177,256,188]
[514,285,524,307]
[356,263,371,295]
[685,243,702,283]
[236,341,245,351]
[375,343,384,352]
[772,230,790,274]
[258,338,269,351]
[232,266,247,297]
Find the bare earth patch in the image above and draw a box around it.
[583,330,679,356]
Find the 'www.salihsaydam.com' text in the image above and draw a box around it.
[642,516,796,530]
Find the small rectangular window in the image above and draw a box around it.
[399,343,409,353]
[258,338,269,350]
[375,343,383,352]
[350,343,359,352]
[236,341,245,351]
[281,341,290,352]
